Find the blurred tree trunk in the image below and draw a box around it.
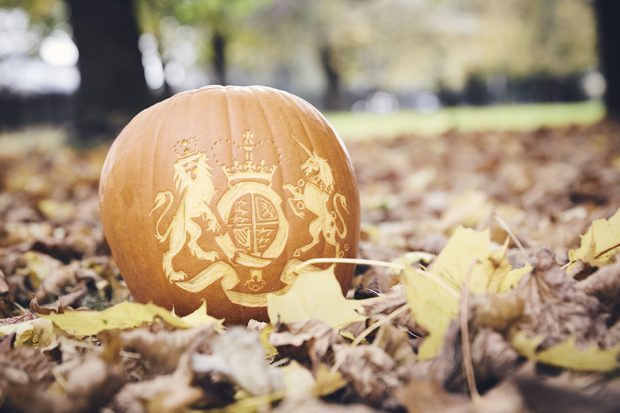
[66,0,151,141]
[320,45,342,110]
[594,0,620,120]
[212,30,227,85]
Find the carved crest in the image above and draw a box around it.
[149,131,349,307]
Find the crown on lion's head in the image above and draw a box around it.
[171,138,213,192]
[174,137,199,158]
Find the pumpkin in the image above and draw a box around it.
[99,85,360,324]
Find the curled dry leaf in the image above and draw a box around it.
[577,260,620,308]
[270,319,342,370]
[0,343,55,405]
[513,265,608,347]
[111,354,202,413]
[15,251,63,289]
[118,323,217,376]
[361,289,412,330]
[3,354,124,413]
[372,322,417,374]
[192,327,282,397]
[334,344,401,407]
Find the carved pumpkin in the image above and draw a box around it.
[99,85,360,323]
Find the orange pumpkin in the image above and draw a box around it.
[99,85,360,324]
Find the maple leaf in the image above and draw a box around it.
[511,332,620,372]
[41,301,223,337]
[568,207,620,270]
[174,299,225,332]
[267,265,366,330]
[404,226,531,360]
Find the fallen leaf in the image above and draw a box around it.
[404,227,530,360]
[0,317,55,348]
[192,327,282,396]
[118,324,218,375]
[511,332,620,372]
[174,300,224,333]
[270,319,342,369]
[112,353,202,413]
[280,361,345,400]
[334,344,401,407]
[42,301,222,337]
[432,227,531,294]
[513,264,609,349]
[568,208,620,269]
[267,265,366,330]
[16,251,63,289]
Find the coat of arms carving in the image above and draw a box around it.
[149,130,349,307]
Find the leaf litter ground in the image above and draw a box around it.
[1,123,620,412]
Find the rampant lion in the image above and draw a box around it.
[284,140,349,257]
[149,152,220,282]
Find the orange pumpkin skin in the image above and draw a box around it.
[99,85,360,324]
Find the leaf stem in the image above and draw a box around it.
[460,260,481,403]
[414,269,460,299]
[593,242,620,260]
[294,257,405,273]
[495,214,530,266]
[351,303,410,347]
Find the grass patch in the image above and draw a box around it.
[327,100,605,140]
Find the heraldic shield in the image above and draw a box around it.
[149,130,350,308]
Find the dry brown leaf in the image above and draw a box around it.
[192,327,282,396]
[270,319,342,370]
[334,344,401,407]
[111,354,201,413]
[118,324,217,376]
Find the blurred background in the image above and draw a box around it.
[0,0,617,141]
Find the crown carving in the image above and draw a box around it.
[223,131,276,184]
[174,137,198,158]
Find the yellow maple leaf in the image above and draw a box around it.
[511,332,620,372]
[568,207,620,269]
[267,265,366,330]
[174,300,225,332]
[404,226,531,360]
[403,268,459,360]
[42,301,223,338]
